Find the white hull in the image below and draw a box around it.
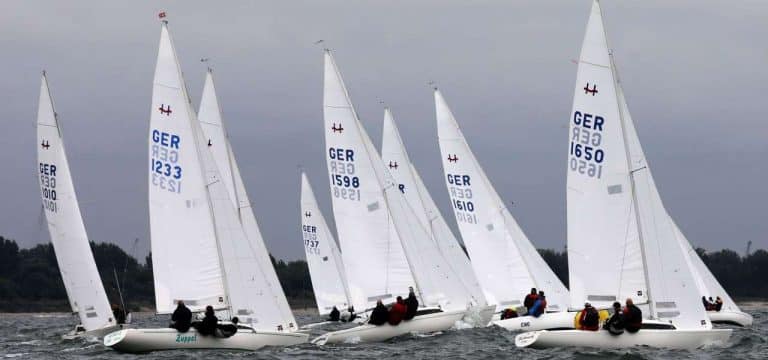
[708,310,753,327]
[515,328,732,349]
[62,324,125,340]
[104,327,308,353]
[312,306,494,345]
[493,311,576,332]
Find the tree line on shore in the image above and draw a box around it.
[0,235,765,312]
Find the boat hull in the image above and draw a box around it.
[493,311,577,332]
[312,306,493,345]
[708,310,753,327]
[515,328,732,349]
[103,328,308,353]
[62,324,125,340]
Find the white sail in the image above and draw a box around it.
[323,50,416,310]
[197,69,297,330]
[36,73,116,331]
[300,172,352,314]
[380,108,486,305]
[673,222,740,313]
[566,0,646,311]
[149,23,227,314]
[436,90,569,311]
[568,0,709,329]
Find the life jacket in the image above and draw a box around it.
[388,301,407,325]
[580,307,599,331]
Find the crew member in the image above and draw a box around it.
[577,302,600,331]
[702,296,712,311]
[170,300,192,332]
[528,291,547,317]
[368,300,389,326]
[523,288,538,314]
[328,306,340,322]
[715,296,723,312]
[500,308,518,320]
[622,298,642,333]
[404,287,419,320]
[112,303,127,325]
[198,305,219,336]
[388,296,407,325]
[603,301,625,335]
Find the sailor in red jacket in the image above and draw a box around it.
[388,296,408,326]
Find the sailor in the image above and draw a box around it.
[112,303,127,325]
[328,306,340,322]
[368,300,389,326]
[217,316,239,337]
[622,298,642,333]
[170,300,192,332]
[388,296,407,325]
[577,302,600,331]
[523,288,538,314]
[198,305,219,336]
[500,308,518,320]
[403,287,419,320]
[715,296,723,312]
[528,291,547,317]
[702,296,711,311]
[603,301,625,335]
[341,306,357,322]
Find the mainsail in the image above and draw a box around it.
[567,0,709,329]
[436,89,569,311]
[380,108,485,304]
[300,172,352,314]
[197,69,297,329]
[37,72,116,331]
[323,50,416,310]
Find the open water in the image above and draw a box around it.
[1,304,764,359]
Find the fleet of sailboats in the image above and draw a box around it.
[25,1,749,353]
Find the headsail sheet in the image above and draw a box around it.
[300,172,352,314]
[37,73,116,331]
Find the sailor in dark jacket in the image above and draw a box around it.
[368,300,389,326]
[170,300,192,332]
[622,298,642,333]
[198,305,219,336]
[328,306,340,321]
[404,287,419,320]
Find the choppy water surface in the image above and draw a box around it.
[1,304,764,359]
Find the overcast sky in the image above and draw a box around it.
[1,0,766,262]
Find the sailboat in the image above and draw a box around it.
[36,72,123,339]
[380,107,486,307]
[103,19,307,352]
[312,50,494,345]
[300,172,353,320]
[434,89,571,331]
[515,0,732,349]
[676,222,753,326]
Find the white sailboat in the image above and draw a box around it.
[196,68,299,330]
[36,72,123,339]
[300,172,353,316]
[380,108,487,307]
[675,222,753,326]
[434,89,571,331]
[515,0,731,349]
[104,20,307,352]
[312,50,493,345]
